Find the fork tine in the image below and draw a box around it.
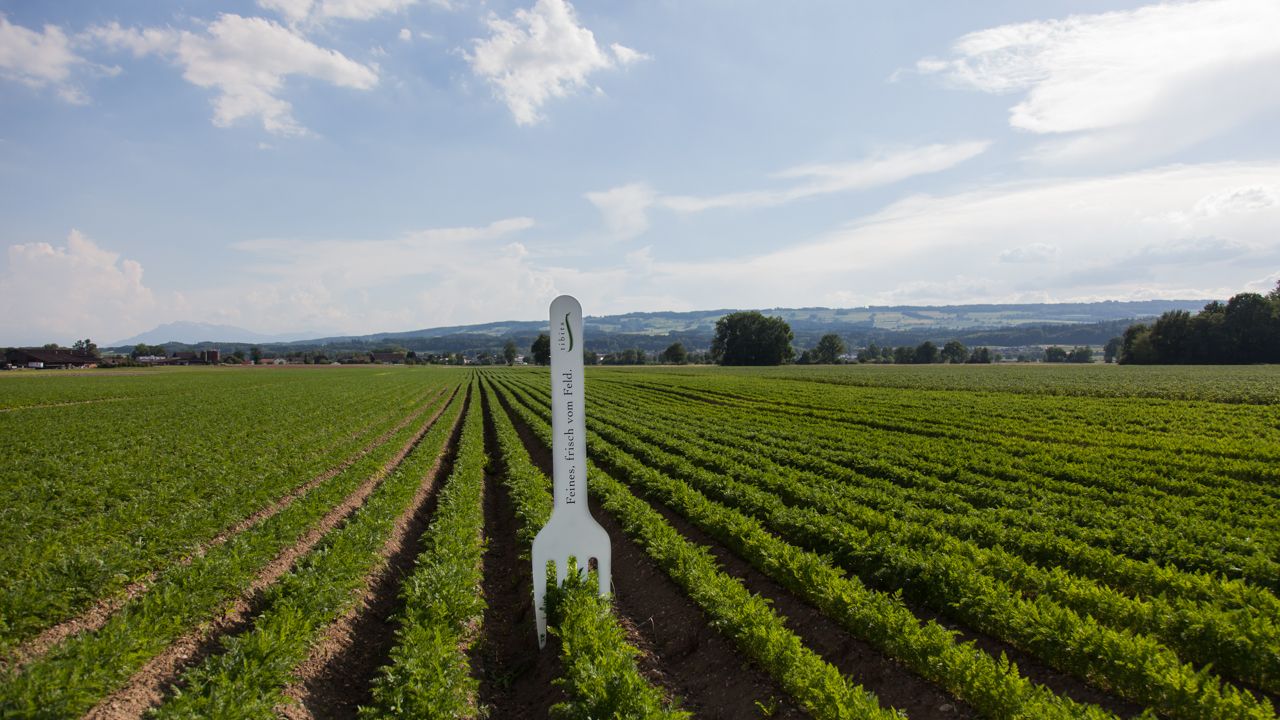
[595,553,611,596]
[533,556,548,648]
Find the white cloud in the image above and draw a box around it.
[399,27,412,41]
[664,142,990,213]
[0,230,175,345]
[316,0,418,21]
[1244,271,1280,295]
[258,0,420,24]
[625,162,1280,309]
[224,217,579,332]
[1000,243,1059,263]
[258,0,317,25]
[219,216,696,332]
[92,14,378,135]
[609,43,648,66]
[466,0,644,125]
[586,142,989,239]
[916,0,1280,163]
[1191,185,1279,218]
[584,183,657,240]
[0,14,93,103]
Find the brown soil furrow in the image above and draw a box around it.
[491,386,805,720]
[473,389,567,719]
[276,387,471,720]
[4,388,448,671]
[82,386,460,720]
[634,492,974,719]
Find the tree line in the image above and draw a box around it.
[524,311,1005,367]
[1118,282,1280,364]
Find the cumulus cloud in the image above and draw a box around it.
[0,230,173,345]
[0,14,99,103]
[92,14,378,135]
[466,0,646,125]
[915,0,1280,164]
[587,142,989,240]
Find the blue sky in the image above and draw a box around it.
[2,0,1279,345]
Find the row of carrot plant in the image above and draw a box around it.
[584,379,1280,693]
[0,381,459,717]
[0,370,445,652]
[499,371,1277,719]
[480,380,687,719]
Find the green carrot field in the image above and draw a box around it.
[1,364,1277,719]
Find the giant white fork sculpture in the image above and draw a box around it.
[531,295,612,648]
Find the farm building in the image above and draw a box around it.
[4,348,98,369]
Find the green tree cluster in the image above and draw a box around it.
[601,348,647,365]
[861,340,996,364]
[1043,346,1093,363]
[710,311,794,366]
[660,342,688,364]
[1120,283,1280,364]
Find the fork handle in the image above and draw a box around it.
[550,295,590,518]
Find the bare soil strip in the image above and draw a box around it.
[276,389,471,720]
[473,390,567,719]
[494,389,805,720]
[82,386,460,720]
[5,388,448,671]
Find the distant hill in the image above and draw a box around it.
[106,299,1212,355]
[112,321,318,346]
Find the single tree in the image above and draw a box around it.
[530,334,551,365]
[660,342,687,364]
[250,346,263,363]
[813,333,845,364]
[940,340,967,364]
[914,341,939,364]
[72,338,99,357]
[1103,337,1122,363]
[502,340,518,366]
[710,311,795,366]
